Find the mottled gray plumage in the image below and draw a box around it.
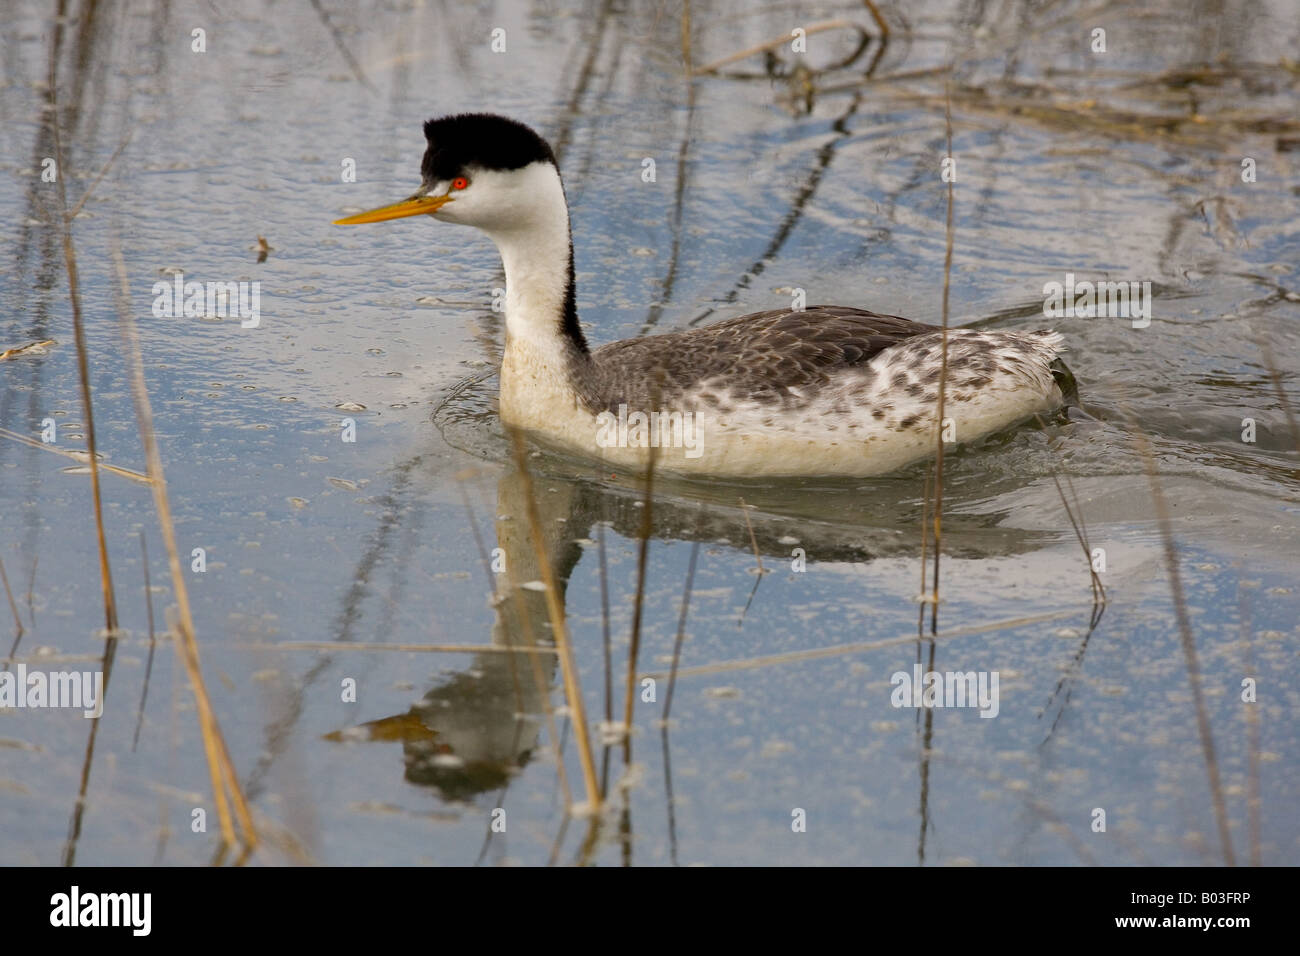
[573,306,937,413]
[569,305,1069,423]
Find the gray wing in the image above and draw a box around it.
[582,306,938,412]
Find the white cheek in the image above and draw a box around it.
[432,201,462,221]
[434,192,478,222]
[454,191,517,229]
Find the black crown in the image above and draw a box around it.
[420,113,557,183]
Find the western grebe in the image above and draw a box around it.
[335,113,1075,478]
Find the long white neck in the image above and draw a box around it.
[477,163,587,360]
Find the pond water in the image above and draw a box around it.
[2,0,1298,865]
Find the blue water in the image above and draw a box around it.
[1,0,1297,865]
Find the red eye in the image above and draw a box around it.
[451,176,469,190]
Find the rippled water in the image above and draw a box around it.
[2,0,1298,865]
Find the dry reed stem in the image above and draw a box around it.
[1132,424,1235,866]
[506,428,601,811]
[503,544,575,814]
[861,0,890,39]
[67,131,132,220]
[646,608,1075,680]
[694,19,865,75]
[1259,340,1299,453]
[738,498,765,574]
[111,244,256,852]
[266,640,558,654]
[0,558,23,640]
[916,461,931,633]
[0,428,151,483]
[49,110,117,634]
[596,520,614,797]
[621,415,659,750]
[1237,588,1261,866]
[0,340,55,361]
[927,72,956,635]
[662,539,701,722]
[1051,472,1106,607]
[493,474,582,813]
[131,532,158,751]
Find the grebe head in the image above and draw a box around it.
[334,113,566,239]
[334,113,586,354]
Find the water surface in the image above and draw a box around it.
[2,0,1298,865]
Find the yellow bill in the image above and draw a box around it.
[334,193,453,225]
